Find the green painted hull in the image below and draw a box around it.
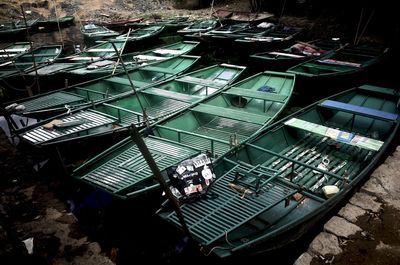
[113,25,165,42]
[71,70,296,199]
[66,40,200,77]
[36,15,75,28]
[0,42,32,62]
[70,64,248,198]
[287,44,388,79]
[158,84,400,258]
[8,55,200,119]
[0,44,62,78]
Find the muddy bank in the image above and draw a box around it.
[0,131,115,265]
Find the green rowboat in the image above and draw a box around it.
[0,44,62,79]
[113,25,165,43]
[0,42,32,62]
[287,43,389,91]
[72,70,294,199]
[17,62,250,146]
[157,84,400,258]
[6,55,199,119]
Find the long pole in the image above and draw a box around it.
[20,5,40,96]
[53,0,64,48]
[112,28,131,75]
[110,41,147,119]
[128,123,192,239]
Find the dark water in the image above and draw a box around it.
[6,22,400,265]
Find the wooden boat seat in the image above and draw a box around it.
[142,87,202,103]
[164,161,296,246]
[319,100,398,121]
[176,75,227,88]
[191,104,271,125]
[20,92,85,112]
[69,56,100,61]
[359,84,397,96]
[141,66,180,75]
[25,53,59,58]
[153,49,184,55]
[284,117,384,151]
[87,48,116,52]
[21,110,117,144]
[2,48,28,52]
[105,76,150,88]
[133,55,165,61]
[78,136,199,196]
[224,87,287,103]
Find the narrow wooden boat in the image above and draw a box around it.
[0,44,62,79]
[157,84,400,258]
[36,15,75,29]
[234,24,303,52]
[17,62,249,147]
[72,70,294,199]
[287,43,389,94]
[0,42,32,62]
[212,9,273,25]
[23,40,127,76]
[5,55,199,119]
[177,19,219,35]
[80,24,120,44]
[250,39,343,70]
[67,40,200,78]
[113,25,165,43]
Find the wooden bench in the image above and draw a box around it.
[105,76,150,88]
[191,104,270,125]
[176,75,226,88]
[142,87,202,103]
[319,99,398,121]
[141,65,180,75]
[224,87,287,103]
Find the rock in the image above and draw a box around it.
[338,204,367,223]
[56,213,77,225]
[46,208,63,221]
[308,232,342,256]
[349,192,382,213]
[20,186,35,200]
[324,216,362,238]
[87,242,101,255]
[294,252,314,265]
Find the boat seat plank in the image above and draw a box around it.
[191,104,270,125]
[142,87,202,102]
[359,85,397,96]
[224,87,287,103]
[20,92,86,112]
[153,49,184,55]
[79,136,199,194]
[319,100,398,121]
[284,117,384,151]
[176,75,227,88]
[141,65,180,75]
[105,76,150,88]
[133,55,165,61]
[21,110,117,144]
[166,163,296,246]
[87,48,116,52]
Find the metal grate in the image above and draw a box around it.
[21,110,116,144]
[80,136,199,194]
[165,163,296,246]
[21,92,85,112]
